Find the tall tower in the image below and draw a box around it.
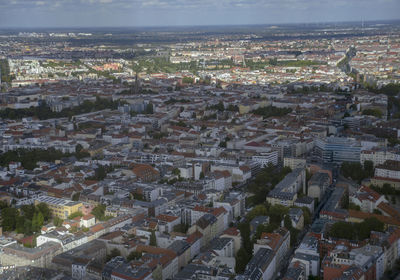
[134,72,140,94]
[130,72,140,95]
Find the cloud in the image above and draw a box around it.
[0,0,399,27]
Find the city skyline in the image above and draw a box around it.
[0,0,400,28]
[1,4,400,279]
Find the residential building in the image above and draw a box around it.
[241,248,276,280]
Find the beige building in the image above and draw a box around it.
[35,195,83,219]
[284,157,306,170]
[361,150,400,166]
[0,241,62,268]
[188,214,218,247]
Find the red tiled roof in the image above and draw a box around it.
[156,214,179,223]
[90,224,105,233]
[212,207,227,217]
[83,214,95,220]
[186,231,203,244]
[193,205,212,213]
[348,210,400,226]
[223,227,240,236]
[358,185,381,201]
[377,202,400,221]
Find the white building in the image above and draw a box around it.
[291,234,320,278]
[251,151,279,167]
[360,150,400,166]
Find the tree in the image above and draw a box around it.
[172,168,181,176]
[0,98,120,121]
[76,144,83,153]
[247,205,268,221]
[373,209,383,215]
[173,223,189,234]
[16,216,25,234]
[199,171,205,179]
[284,215,292,229]
[382,183,397,195]
[348,202,361,211]
[90,165,108,181]
[247,165,292,206]
[106,248,121,262]
[363,160,374,178]
[36,203,52,222]
[23,219,32,235]
[37,211,44,230]
[68,211,83,220]
[227,104,239,112]
[182,77,194,84]
[31,213,39,233]
[308,276,322,280]
[0,201,8,209]
[0,148,88,170]
[132,192,145,201]
[329,217,384,241]
[150,231,157,246]
[72,192,81,201]
[251,106,292,119]
[301,207,311,225]
[21,204,35,220]
[235,248,251,273]
[69,226,78,233]
[255,223,276,239]
[127,251,143,261]
[91,204,107,221]
[362,108,383,118]
[211,101,224,112]
[238,222,252,254]
[53,216,63,227]
[358,217,384,240]
[341,161,373,183]
[145,103,154,114]
[1,207,19,231]
[269,205,289,225]
[329,221,355,240]
[290,228,300,246]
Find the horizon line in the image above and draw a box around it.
[1,18,400,30]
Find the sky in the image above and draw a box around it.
[0,0,399,28]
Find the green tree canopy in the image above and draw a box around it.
[127,251,143,261]
[251,106,292,119]
[68,211,83,220]
[329,217,384,241]
[150,230,157,246]
[1,207,18,231]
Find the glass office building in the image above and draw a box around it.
[315,137,361,163]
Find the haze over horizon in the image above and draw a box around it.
[1,0,399,28]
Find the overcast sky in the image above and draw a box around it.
[0,0,399,28]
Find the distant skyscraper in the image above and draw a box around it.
[133,72,140,94]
